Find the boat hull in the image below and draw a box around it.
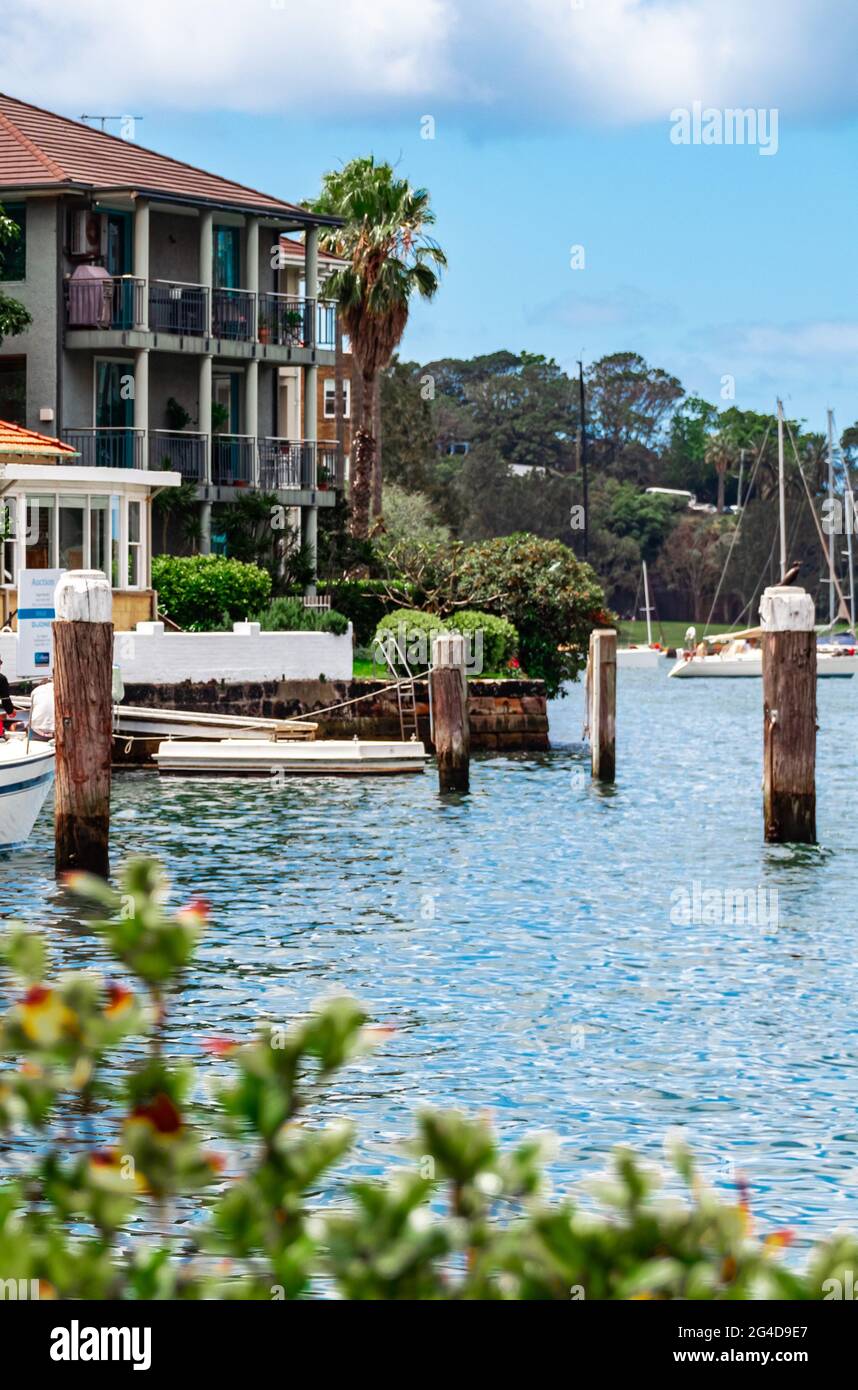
[0,743,55,846]
[669,652,858,678]
[154,738,428,776]
[617,647,661,670]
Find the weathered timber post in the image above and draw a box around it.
[760,585,816,844]
[430,633,470,792]
[589,629,616,783]
[53,570,114,878]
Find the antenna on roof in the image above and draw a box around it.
[80,115,144,138]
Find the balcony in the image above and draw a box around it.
[151,430,206,481]
[258,293,311,348]
[212,287,256,343]
[258,438,314,490]
[149,280,208,336]
[318,445,344,489]
[64,427,144,470]
[212,434,255,486]
[64,277,336,357]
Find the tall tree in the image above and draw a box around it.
[307,158,446,538]
[704,429,739,513]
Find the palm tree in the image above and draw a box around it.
[705,429,739,513]
[307,158,446,539]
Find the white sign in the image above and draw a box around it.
[17,569,64,677]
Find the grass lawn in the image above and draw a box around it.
[353,658,512,681]
[617,619,737,649]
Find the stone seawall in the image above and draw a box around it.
[120,677,550,755]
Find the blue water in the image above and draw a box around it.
[3,666,858,1251]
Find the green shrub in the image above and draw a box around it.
[152,554,271,632]
[253,596,349,636]
[317,579,415,645]
[374,608,448,668]
[0,856,853,1300]
[447,610,519,673]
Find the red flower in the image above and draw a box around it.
[202,1037,238,1056]
[22,985,50,1007]
[131,1092,182,1134]
[508,658,521,669]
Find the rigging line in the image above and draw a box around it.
[702,421,771,635]
[784,418,851,622]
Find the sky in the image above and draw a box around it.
[2,0,858,429]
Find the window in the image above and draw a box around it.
[25,496,55,568]
[89,496,109,576]
[214,226,241,288]
[0,357,26,426]
[323,377,350,419]
[1,499,17,586]
[58,498,85,571]
[111,496,121,587]
[127,499,143,588]
[0,203,26,281]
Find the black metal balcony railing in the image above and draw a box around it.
[63,427,144,469]
[151,430,206,481]
[258,438,312,490]
[212,287,256,342]
[258,293,311,348]
[317,445,344,489]
[316,299,337,350]
[212,434,255,485]
[66,276,335,352]
[149,280,208,336]
[66,275,146,331]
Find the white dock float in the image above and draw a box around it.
[153,737,429,776]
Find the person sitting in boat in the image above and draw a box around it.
[28,678,55,742]
[0,655,17,735]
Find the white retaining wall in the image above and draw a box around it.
[0,622,353,685]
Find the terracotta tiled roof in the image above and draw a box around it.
[0,92,323,219]
[0,420,78,457]
[279,234,343,263]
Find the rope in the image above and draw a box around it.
[702,422,770,635]
[109,673,430,742]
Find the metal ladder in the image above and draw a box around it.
[378,634,419,741]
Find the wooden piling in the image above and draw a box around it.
[430,634,470,792]
[589,629,616,783]
[760,585,816,844]
[53,570,114,878]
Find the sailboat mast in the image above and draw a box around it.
[827,408,836,624]
[777,398,787,580]
[642,560,653,646]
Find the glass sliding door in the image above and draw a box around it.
[95,359,134,468]
[58,497,85,570]
[25,495,55,569]
[89,496,109,576]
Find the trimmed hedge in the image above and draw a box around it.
[152,555,271,632]
[252,597,349,636]
[447,610,518,673]
[317,579,415,645]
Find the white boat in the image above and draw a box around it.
[154,736,428,776]
[669,636,858,678]
[617,564,663,669]
[0,737,55,846]
[617,646,662,670]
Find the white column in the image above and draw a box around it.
[246,214,259,332]
[302,505,317,595]
[199,353,213,554]
[245,359,259,484]
[134,347,149,470]
[199,208,213,335]
[133,197,149,330]
[303,226,319,486]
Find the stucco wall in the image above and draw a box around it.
[149,210,200,284]
[0,197,59,430]
[0,624,353,684]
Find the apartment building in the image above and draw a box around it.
[0,92,344,580]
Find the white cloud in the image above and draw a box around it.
[0,0,853,126]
